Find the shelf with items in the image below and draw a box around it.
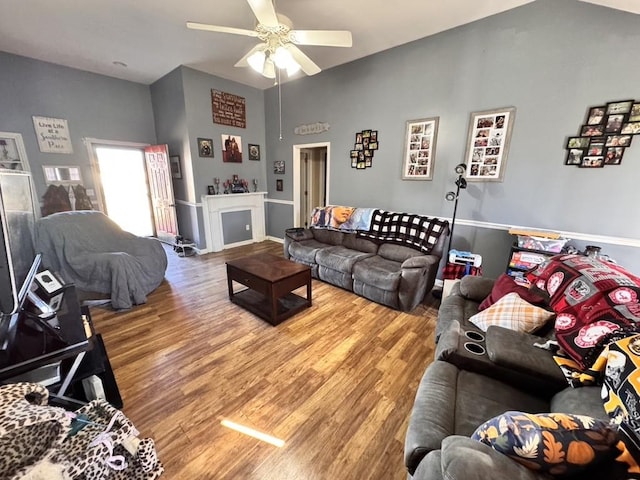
[506,245,556,282]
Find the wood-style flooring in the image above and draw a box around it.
[90,241,439,479]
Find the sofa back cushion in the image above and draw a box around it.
[311,228,344,246]
[342,233,379,254]
[378,243,423,263]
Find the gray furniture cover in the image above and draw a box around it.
[34,210,167,309]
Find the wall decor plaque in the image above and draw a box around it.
[211,89,246,128]
[32,116,73,154]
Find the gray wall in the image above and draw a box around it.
[0,51,157,204]
[265,0,640,274]
[151,66,267,248]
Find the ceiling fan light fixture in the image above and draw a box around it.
[285,61,300,77]
[262,57,276,78]
[247,49,266,73]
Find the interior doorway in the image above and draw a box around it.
[293,142,330,227]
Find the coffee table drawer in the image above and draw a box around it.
[227,265,270,296]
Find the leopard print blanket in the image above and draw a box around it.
[0,383,163,479]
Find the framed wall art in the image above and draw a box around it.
[248,144,260,161]
[463,107,516,182]
[276,179,283,191]
[221,134,242,162]
[274,160,285,174]
[32,116,73,154]
[197,138,214,157]
[351,129,379,169]
[169,155,182,179]
[0,132,31,172]
[401,117,439,180]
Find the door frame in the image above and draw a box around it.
[84,138,150,213]
[292,142,330,228]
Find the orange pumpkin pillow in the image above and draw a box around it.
[472,411,618,476]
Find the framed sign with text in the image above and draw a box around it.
[211,89,246,128]
[32,116,73,154]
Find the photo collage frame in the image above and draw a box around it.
[350,129,378,169]
[463,107,516,182]
[401,117,439,180]
[565,99,640,168]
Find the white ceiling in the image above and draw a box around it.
[0,0,636,90]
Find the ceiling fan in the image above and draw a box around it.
[187,0,352,79]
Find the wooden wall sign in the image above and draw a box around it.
[211,89,246,128]
[32,116,73,154]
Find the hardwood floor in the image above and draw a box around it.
[90,241,439,479]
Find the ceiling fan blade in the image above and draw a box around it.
[289,30,353,48]
[186,21,259,38]
[285,44,321,76]
[246,0,279,27]
[234,44,266,67]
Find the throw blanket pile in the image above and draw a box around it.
[310,206,375,231]
[526,254,640,370]
[309,205,449,255]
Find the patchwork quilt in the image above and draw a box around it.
[526,255,640,369]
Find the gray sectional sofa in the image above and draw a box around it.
[283,224,448,312]
[404,275,624,480]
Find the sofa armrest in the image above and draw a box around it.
[404,361,458,474]
[485,326,567,389]
[285,228,314,241]
[435,436,543,480]
[401,254,439,269]
[458,276,495,302]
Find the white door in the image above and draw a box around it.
[144,145,178,243]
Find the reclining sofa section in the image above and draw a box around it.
[283,209,449,312]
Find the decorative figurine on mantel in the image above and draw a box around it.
[223,174,249,194]
[213,177,220,195]
[253,179,258,192]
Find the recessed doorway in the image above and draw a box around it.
[293,142,330,228]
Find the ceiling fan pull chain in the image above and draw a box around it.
[278,68,283,141]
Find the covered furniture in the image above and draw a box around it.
[283,207,449,312]
[34,211,167,310]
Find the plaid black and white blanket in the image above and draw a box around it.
[357,210,449,254]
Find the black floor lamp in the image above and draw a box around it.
[444,163,467,255]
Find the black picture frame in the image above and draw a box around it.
[604,146,625,165]
[207,185,215,195]
[566,136,590,149]
[276,179,283,191]
[604,114,626,134]
[579,156,605,168]
[629,103,640,122]
[274,160,285,174]
[586,106,606,125]
[605,135,632,147]
[197,138,214,157]
[169,155,182,179]
[606,100,634,115]
[621,122,640,135]
[248,144,260,161]
[581,125,604,136]
[565,148,585,165]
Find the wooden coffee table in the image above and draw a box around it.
[226,253,312,325]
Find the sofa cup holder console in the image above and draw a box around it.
[463,330,485,342]
[463,341,486,356]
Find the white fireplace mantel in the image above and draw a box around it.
[202,192,267,252]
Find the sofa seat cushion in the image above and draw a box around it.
[377,243,424,263]
[550,386,608,420]
[315,246,374,274]
[352,255,402,291]
[404,361,549,474]
[288,239,331,264]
